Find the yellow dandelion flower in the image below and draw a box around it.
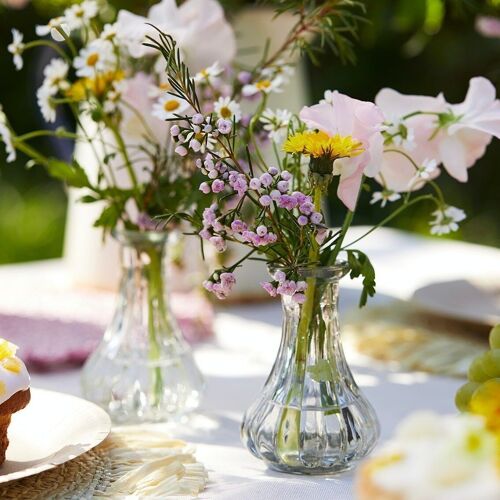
[283,130,364,160]
[67,70,125,101]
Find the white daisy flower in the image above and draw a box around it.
[73,39,115,78]
[8,29,25,71]
[261,60,294,82]
[64,0,99,32]
[429,206,466,235]
[416,158,438,179]
[42,59,70,93]
[214,96,241,123]
[194,62,224,85]
[0,107,16,163]
[103,80,127,114]
[152,95,189,121]
[100,23,118,42]
[320,90,334,105]
[148,81,172,99]
[242,76,284,97]
[36,17,68,42]
[260,108,292,143]
[37,85,57,123]
[370,190,401,208]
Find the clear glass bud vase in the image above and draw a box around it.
[81,230,204,424]
[241,264,379,474]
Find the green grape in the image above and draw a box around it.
[481,349,500,378]
[468,355,491,383]
[489,324,500,350]
[455,381,480,412]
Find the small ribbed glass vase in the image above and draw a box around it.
[241,264,379,474]
[81,230,204,424]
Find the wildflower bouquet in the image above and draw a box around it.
[2,0,238,233]
[147,15,500,470]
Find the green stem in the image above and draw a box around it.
[24,40,70,62]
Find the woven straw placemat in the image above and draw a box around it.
[344,300,488,378]
[0,428,208,499]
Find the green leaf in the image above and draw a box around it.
[47,159,89,188]
[307,360,337,382]
[346,249,376,307]
[93,204,121,231]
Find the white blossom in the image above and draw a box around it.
[36,17,68,41]
[152,95,189,121]
[260,108,292,143]
[37,85,57,123]
[8,29,24,70]
[194,62,224,85]
[0,106,16,163]
[214,96,241,123]
[370,190,401,207]
[429,206,466,235]
[64,0,99,32]
[42,59,70,93]
[242,76,284,97]
[73,39,115,78]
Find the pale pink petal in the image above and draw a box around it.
[375,88,446,120]
[438,135,469,182]
[337,160,364,211]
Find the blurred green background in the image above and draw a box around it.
[0,0,499,264]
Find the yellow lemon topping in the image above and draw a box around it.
[0,340,17,361]
[284,130,364,161]
[2,358,22,374]
[164,100,180,112]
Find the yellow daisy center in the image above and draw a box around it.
[159,82,171,91]
[284,131,364,160]
[255,80,272,90]
[220,106,232,119]
[164,100,180,112]
[86,52,99,67]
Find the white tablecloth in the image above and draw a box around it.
[4,227,500,499]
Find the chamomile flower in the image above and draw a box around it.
[148,81,172,99]
[42,59,70,93]
[36,17,68,42]
[152,95,189,121]
[64,0,99,32]
[73,40,115,78]
[261,60,294,82]
[429,206,466,235]
[370,190,401,207]
[214,96,241,123]
[260,108,292,143]
[100,23,118,42]
[103,80,127,114]
[8,29,24,71]
[194,62,224,85]
[37,85,57,123]
[0,107,16,163]
[242,76,284,97]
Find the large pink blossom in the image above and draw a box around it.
[375,88,446,192]
[300,91,385,210]
[439,77,500,182]
[116,0,236,72]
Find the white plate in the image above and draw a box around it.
[412,278,500,328]
[0,388,111,483]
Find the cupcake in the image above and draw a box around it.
[356,412,500,500]
[0,339,30,465]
